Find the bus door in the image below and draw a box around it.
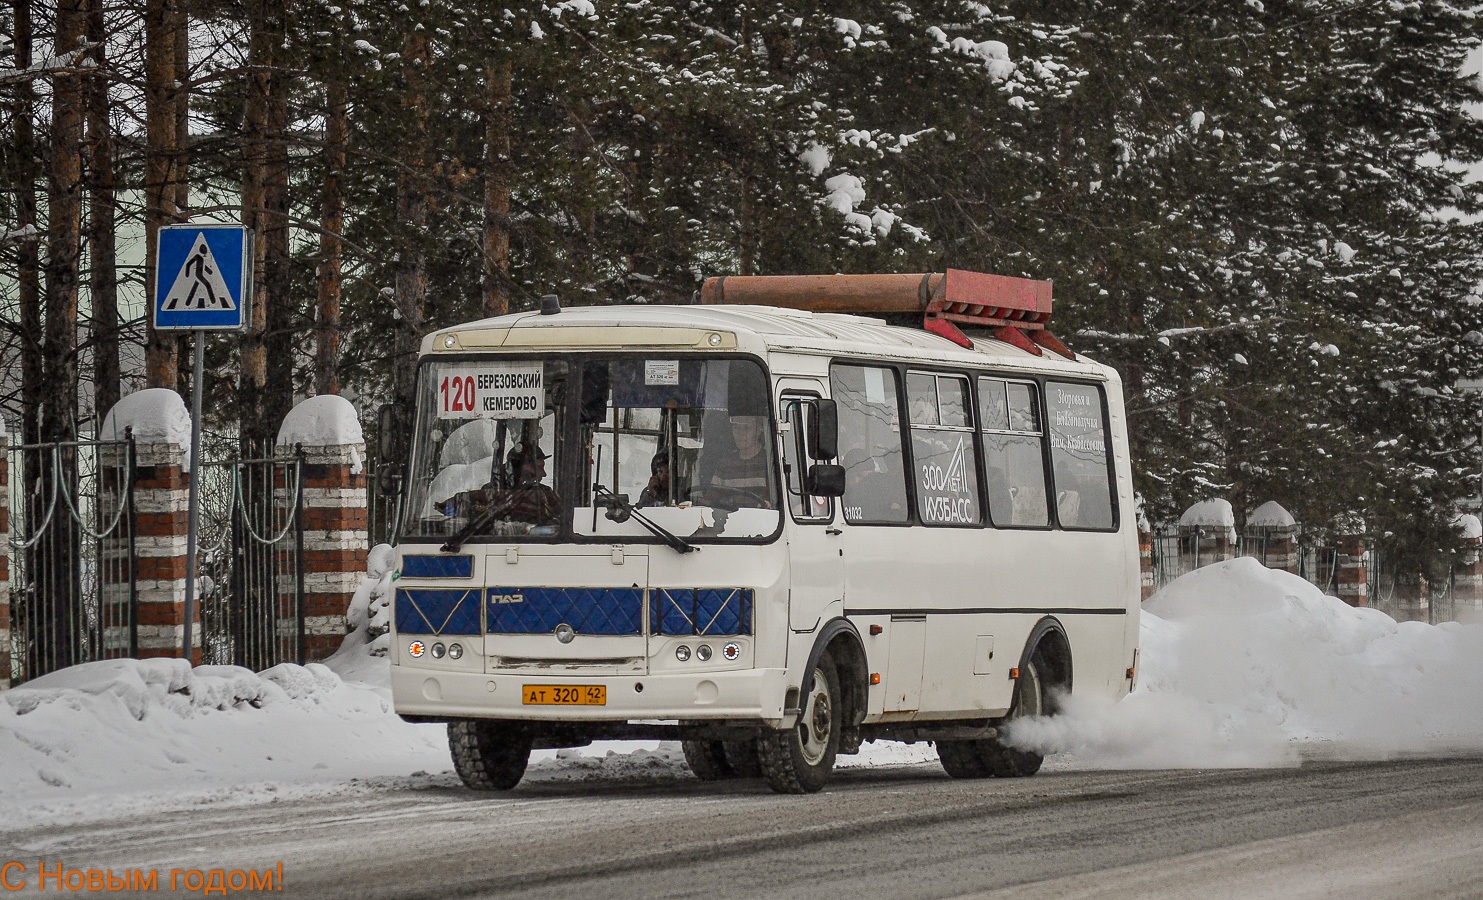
[777,385,843,634]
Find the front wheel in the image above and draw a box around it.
[759,650,841,794]
[449,719,532,790]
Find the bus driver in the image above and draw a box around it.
[708,415,773,507]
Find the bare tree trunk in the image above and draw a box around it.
[482,57,512,319]
[738,163,756,276]
[41,0,88,670]
[87,0,120,420]
[392,31,430,411]
[173,0,190,213]
[239,0,270,444]
[262,12,293,435]
[45,0,86,445]
[315,71,346,395]
[12,0,43,447]
[143,0,179,389]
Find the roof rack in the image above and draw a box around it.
[698,269,1073,359]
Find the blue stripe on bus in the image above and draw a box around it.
[486,587,644,636]
[400,555,474,579]
[651,588,753,636]
[395,589,482,635]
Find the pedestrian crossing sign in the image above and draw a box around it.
[153,224,253,331]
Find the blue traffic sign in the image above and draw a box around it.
[153,224,253,331]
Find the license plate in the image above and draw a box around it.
[522,684,606,706]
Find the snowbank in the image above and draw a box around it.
[1455,512,1482,540]
[99,388,192,467]
[1179,497,1235,530]
[1248,500,1296,528]
[277,394,364,448]
[1006,558,1483,767]
[322,544,397,684]
[277,394,365,474]
[8,555,1483,828]
[0,657,449,829]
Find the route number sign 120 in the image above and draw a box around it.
[437,362,544,420]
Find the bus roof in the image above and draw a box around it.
[421,304,1114,381]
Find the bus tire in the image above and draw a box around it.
[682,740,735,781]
[724,740,763,777]
[448,719,532,790]
[937,740,991,779]
[982,652,1047,778]
[759,650,840,794]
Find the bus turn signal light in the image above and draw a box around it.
[869,625,883,635]
[1009,667,1020,680]
[1127,667,1136,679]
[870,673,881,685]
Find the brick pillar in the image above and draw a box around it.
[1139,527,1155,601]
[1457,536,1483,612]
[98,437,136,658]
[1179,500,1235,572]
[1,429,10,687]
[1335,533,1369,608]
[280,435,368,662]
[132,441,195,659]
[1270,526,1299,574]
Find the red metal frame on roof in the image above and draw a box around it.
[698,270,1073,359]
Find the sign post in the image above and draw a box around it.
[153,223,253,664]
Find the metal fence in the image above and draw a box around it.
[1147,525,1469,623]
[4,434,315,685]
[5,435,137,685]
[196,441,306,670]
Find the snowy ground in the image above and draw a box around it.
[3,558,1481,831]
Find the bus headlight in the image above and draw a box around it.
[696,644,713,662]
[448,643,463,660]
[675,645,691,662]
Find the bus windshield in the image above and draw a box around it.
[400,355,781,543]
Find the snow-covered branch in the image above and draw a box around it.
[0,43,100,86]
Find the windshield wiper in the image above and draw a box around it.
[594,486,696,554]
[441,489,524,553]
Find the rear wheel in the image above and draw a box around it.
[681,740,735,781]
[759,650,840,794]
[723,740,763,778]
[983,653,1047,778]
[937,740,991,779]
[449,719,532,790]
[936,652,1049,779]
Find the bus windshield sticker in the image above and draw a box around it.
[645,359,679,386]
[437,362,544,419]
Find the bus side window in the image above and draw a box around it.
[830,364,909,524]
[907,371,981,526]
[1046,382,1116,530]
[780,398,832,521]
[979,377,1050,527]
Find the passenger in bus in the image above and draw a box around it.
[638,451,680,507]
[706,415,773,507]
[504,443,561,524]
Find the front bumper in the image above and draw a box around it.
[392,664,790,726]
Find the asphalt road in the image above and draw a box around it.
[5,755,1483,899]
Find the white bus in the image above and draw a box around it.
[384,270,1139,794]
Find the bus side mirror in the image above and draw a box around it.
[377,403,407,497]
[806,463,846,498]
[377,403,406,462]
[376,463,403,498]
[809,399,839,460]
